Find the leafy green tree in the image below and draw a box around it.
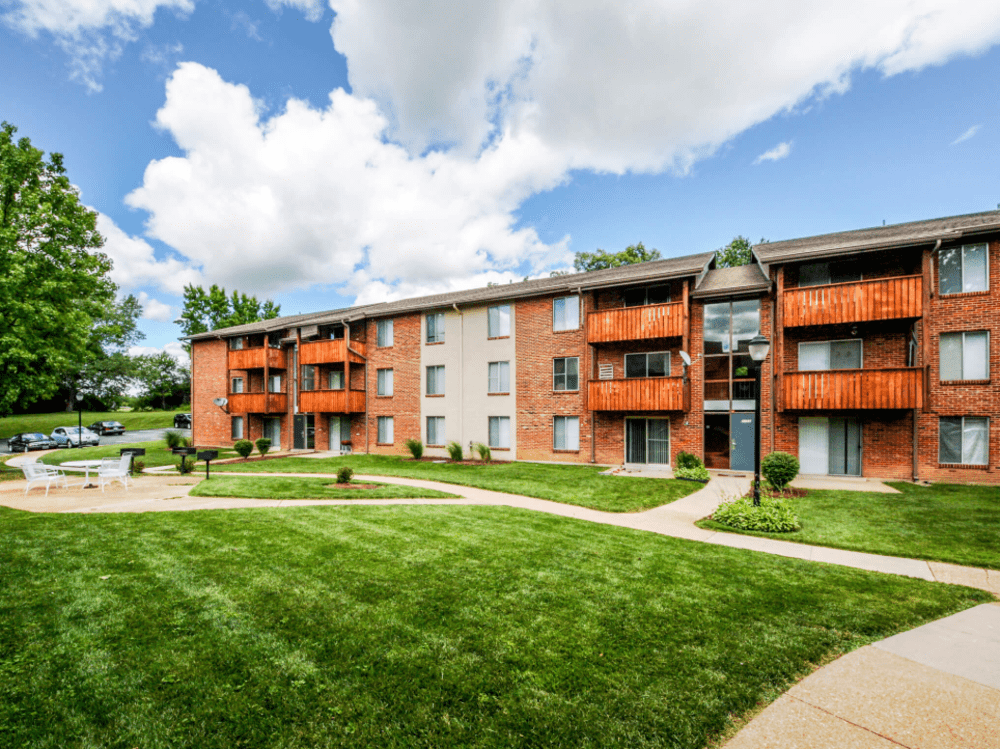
[132,352,190,410]
[715,236,754,268]
[573,242,661,272]
[175,283,281,345]
[0,121,117,415]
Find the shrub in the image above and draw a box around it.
[175,459,194,475]
[446,441,463,461]
[233,439,254,459]
[164,430,185,449]
[712,491,801,533]
[182,437,193,448]
[405,438,424,459]
[131,459,145,476]
[474,442,491,463]
[675,465,710,482]
[337,466,354,484]
[762,451,800,490]
[675,451,703,470]
[255,438,272,458]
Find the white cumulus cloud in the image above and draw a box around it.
[137,291,176,322]
[97,213,201,294]
[754,141,793,164]
[951,124,981,145]
[129,341,190,365]
[265,0,324,22]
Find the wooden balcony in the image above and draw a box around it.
[782,368,923,410]
[228,392,288,414]
[299,338,367,365]
[228,347,286,371]
[588,377,684,411]
[783,275,922,328]
[299,389,366,413]
[587,302,684,343]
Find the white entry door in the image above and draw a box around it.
[264,418,281,449]
[329,416,352,453]
[798,417,829,475]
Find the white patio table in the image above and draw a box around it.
[59,459,105,488]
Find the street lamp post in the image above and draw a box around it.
[75,392,84,448]
[748,334,771,507]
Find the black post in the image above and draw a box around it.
[753,361,762,506]
[77,401,82,447]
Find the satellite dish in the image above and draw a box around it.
[679,350,692,367]
[212,397,228,408]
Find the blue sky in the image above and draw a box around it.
[3,1,999,358]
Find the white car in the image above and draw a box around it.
[50,426,100,448]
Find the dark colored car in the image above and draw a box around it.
[88,420,126,436]
[173,413,192,429]
[7,432,60,452]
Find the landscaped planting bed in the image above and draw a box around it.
[190,475,460,500]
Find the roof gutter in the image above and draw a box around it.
[753,229,980,265]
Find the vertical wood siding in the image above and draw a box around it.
[782,368,924,409]
[586,302,684,343]
[783,276,923,327]
[588,377,684,411]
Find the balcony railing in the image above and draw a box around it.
[587,302,684,343]
[299,389,366,413]
[588,377,684,411]
[227,347,286,371]
[228,392,288,414]
[782,368,923,410]
[783,275,922,327]
[299,339,367,365]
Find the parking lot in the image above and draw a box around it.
[0,428,190,454]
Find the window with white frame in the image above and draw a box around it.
[231,377,244,393]
[939,243,988,294]
[488,305,511,337]
[553,357,579,390]
[426,312,445,343]
[625,352,669,378]
[301,365,315,391]
[553,415,580,450]
[798,340,862,371]
[426,416,445,445]
[489,416,510,449]
[939,416,988,465]
[940,332,989,381]
[231,416,244,440]
[377,368,394,396]
[329,369,344,389]
[377,319,394,347]
[426,365,445,395]
[488,361,510,393]
[268,374,282,392]
[553,296,580,331]
[377,416,394,444]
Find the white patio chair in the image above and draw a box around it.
[21,463,70,496]
[97,455,132,492]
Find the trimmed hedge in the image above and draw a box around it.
[763,451,800,490]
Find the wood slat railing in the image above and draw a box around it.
[783,275,922,327]
[227,392,288,414]
[227,347,287,370]
[299,389,366,413]
[587,302,684,343]
[588,377,684,411]
[782,368,923,410]
[299,339,367,365]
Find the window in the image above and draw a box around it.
[625,352,669,378]
[229,337,244,350]
[231,417,244,440]
[553,416,580,450]
[426,312,445,343]
[426,365,445,395]
[377,319,394,347]
[489,416,510,449]
[940,332,989,381]
[553,296,580,331]
[798,261,861,287]
[799,340,863,371]
[488,361,510,393]
[301,365,315,391]
[329,370,344,390]
[426,416,445,445]
[624,285,671,307]
[231,377,244,393]
[487,304,511,337]
[939,416,988,465]
[268,374,281,393]
[553,357,579,391]
[377,368,394,396]
[377,416,394,444]
[940,244,988,294]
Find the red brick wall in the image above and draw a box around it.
[365,314,421,455]
[191,339,230,446]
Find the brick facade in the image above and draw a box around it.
[365,314,421,455]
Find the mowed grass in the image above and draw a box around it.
[40,440,180,470]
[0,505,988,749]
[0,409,184,440]
[698,482,1000,570]
[191,475,460,500]
[211,454,700,512]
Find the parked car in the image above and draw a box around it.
[87,420,125,436]
[50,426,100,448]
[7,432,60,452]
[173,413,192,429]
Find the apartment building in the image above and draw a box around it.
[188,209,1000,483]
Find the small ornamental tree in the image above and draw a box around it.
[255,438,271,457]
[762,451,800,490]
[337,466,354,484]
[233,439,254,459]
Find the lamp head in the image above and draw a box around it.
[75,393,84,402]
[748,334,771,362]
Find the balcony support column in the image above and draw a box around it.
[775,267,784,413]
[263,333,270,415]
[681,280,691,413]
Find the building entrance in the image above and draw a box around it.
[293,414,315,450]
[704,413,756,470]
[625,418,670,466]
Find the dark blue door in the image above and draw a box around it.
[730,413,755,472]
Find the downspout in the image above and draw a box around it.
[344,321,351,451]
[575,287,594,464]
[453,303,464,451]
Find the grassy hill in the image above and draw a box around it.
[0,409,186,440]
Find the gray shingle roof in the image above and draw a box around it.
[753,210,1000,264]
[691,264,771,298]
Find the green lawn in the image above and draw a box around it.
[0,504,988,749]
[0,409,185,440]
[698,481,1000,570]
[191,475,460,500]
[39,440,183,470]
[211,454,700,512]
[0,463,22,482]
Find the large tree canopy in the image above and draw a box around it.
[175,284,281,344]
[573,242,661,273]
[0,121,117,415]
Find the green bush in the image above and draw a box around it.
[131,459,145,476]
[255,438,272,458]
[405,438,424,459]
[175,458,194,475]
[675,465,710,482]
[675,451,703,470]
[446,441,463,461]
[164,430,186,449]
[762,451,800,489]
[336,466,354,484]
[233,439,254,459]
[474,442,491,463]
[712,491,801,533]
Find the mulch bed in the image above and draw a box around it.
[324,483,381,490]
[403,457,504,466]
[209,452,314,465]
